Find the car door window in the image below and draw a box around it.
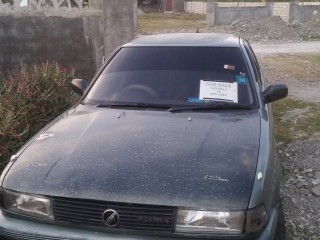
[244,41,264,89]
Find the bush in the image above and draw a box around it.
[0,63,79,171]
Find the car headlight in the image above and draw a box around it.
[1,189,54,220]
[176,209,246,234]
[246,205,267,234]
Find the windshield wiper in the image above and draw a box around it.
[168,102,253,113]
[95,102,171,110]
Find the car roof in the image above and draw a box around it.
[123,33,241,47]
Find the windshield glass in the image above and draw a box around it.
[84,47,256,107]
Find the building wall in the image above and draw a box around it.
[0,16,96,79]
[217,2,266,7]
[206,1,272,26]
[215,5,272,24]
[292,3,320,23]
[272,2,291,23]
[186,1,320,24]
[173,0,185,12]
[186,1,266,14]
[185,1,206,14]
[0,0,136,79]
[103,0,136,57]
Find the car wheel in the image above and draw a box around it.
[274,202,286,240]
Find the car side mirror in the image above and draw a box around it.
[263,84,288,104]
[71,79,89,96]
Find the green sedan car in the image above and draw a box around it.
[0,33,287,240]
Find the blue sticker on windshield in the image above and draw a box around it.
[236,76,248,85]
[188,97,205,103]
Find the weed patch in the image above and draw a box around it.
[0,63,79,171]
[273,98,320,144]
[260,53,320,82]
[138,13,205,34]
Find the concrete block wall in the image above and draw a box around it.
[185,1,266,14]
[217,2,266,7]
[299,2,320,6]
[103,0,136,57]
[185,1,206,14]
[215,5,272,24]
[206,0,272,26]
[0,16,96,79]
[272,2,291,22]
[188,1,320,24]
[0,0,136,79]
[292,3,320,23]
[173,0,185,12]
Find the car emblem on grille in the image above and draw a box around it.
[102,209,119,227]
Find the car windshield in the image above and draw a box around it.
[84,47,256,108]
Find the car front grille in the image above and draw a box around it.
[52,197,177,232]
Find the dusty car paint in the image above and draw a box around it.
[3,105,260,211]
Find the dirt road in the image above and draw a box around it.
[252,41,320,55]
[254,42,320,103]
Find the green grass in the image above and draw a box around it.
[138,13,206,34]
[272,98,320,144]
[260,53,320,82]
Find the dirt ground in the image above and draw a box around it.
[257,50,320,103]
[253,41,320,55]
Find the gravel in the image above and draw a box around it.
[278,140,320,239]
[208,16,304,42]
[143,15,320,43]
[206,15,320,43]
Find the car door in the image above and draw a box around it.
[243,40,281,213]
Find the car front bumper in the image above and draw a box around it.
[0,204,280,240]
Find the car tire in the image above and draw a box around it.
[274,202,286,240]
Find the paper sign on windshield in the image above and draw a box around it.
[199,80,238,103]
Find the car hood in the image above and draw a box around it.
[3,104,261,211]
